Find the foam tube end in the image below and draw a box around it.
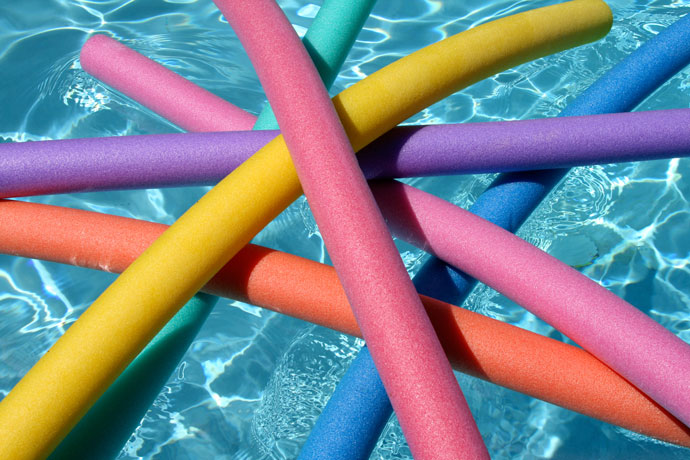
[79,34,257,132]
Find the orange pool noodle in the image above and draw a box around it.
[1,198,688,448]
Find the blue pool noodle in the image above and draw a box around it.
[298,12,690,460]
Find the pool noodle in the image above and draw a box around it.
[302,12,690,458]
[79,35,256,132]
[0,2,612,457]
[250,0,391,456]
[48,293,218,460]
[49,1,374,456]
[7,109,690,198]
[217,0,486,458]
[244,1,387,456]
[298,346,392,460]
[1,198,689,448]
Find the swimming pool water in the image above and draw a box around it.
[1,0,690,458]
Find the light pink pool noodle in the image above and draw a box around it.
[212,1,488,459]
[80,35,257,132]
[371,180,690,428]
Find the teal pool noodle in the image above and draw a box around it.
[299,12,690,460]
[253,0,376,129]
[49,293,218,460]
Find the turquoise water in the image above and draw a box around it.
[1,0,690,458]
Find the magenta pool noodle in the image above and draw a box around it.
[371,179,690,429]
[80,35,257,132]
[213,1,487,459]
[6,109,690,198]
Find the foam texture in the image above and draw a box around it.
[6,109,690,197]
[0,2,612,457]
[1,199,688,448]
[216,1,485,458]
[373,180,690,430]
[80,35,257,132]
[251,1,391,457]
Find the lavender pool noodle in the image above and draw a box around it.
[299,12,690,460]
[6,110,690,197]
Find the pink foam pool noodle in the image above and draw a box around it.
[80,35,257,132]
[212,1,488,459]
[371,180,690,429]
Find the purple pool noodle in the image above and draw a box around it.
[0,130,274,197]
[4,109,690,198]
[360,109,690,178]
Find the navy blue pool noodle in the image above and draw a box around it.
[298,12,690,460]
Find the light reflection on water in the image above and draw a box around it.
[1,0,690,459]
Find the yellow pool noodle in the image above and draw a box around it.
[0,1,611,458]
